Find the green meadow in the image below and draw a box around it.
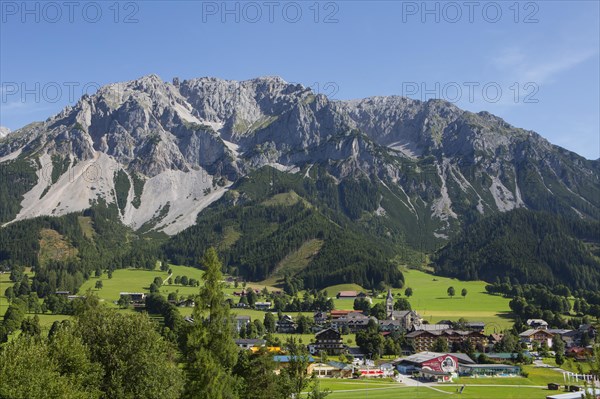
[0,272,12,318]
[324,269,513,332]
[79,268,171,305]
[5,265,514,335]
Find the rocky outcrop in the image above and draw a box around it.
[1,74,598,236]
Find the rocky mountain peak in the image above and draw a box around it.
[0,126,10,139]
[0,75,597,238]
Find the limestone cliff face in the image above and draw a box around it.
[1,74,598,236]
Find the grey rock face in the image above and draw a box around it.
[1,74,598,236]
[0,126,10,138]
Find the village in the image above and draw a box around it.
[115,287,598,394]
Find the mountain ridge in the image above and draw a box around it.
[1,74,598,241]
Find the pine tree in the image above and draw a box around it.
[184,247,240,399]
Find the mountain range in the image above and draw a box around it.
[1,75,599,288]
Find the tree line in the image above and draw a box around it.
[0,248,330,399]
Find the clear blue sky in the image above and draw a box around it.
[1,1,598,159]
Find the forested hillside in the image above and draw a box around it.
[164,167,406,289]
[0,201,164,296]
[433,209,600,290]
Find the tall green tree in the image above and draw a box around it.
[76,303,184,399]
[431,337,449,352]
[0,332,101,399]
[356,320,384,359]
[234,350,281,399]
[184,247,240,399]
[394,298,412,311]
[279,338,312,398]
[264,312,276,333]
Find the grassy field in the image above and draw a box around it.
[313,379,553,398]
[79,268,170,305]
[401,269,513,331]
[262,239,324,286]
[0,269,34,318]
[6,264,514,343]
[0,272,12,318]
[324,269,513,332]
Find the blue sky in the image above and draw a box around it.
[1,0,598,159]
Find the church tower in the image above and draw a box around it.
[386,289,394,320]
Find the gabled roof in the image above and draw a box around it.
[519,329,553,337]
[466,322,485,328]
[315,327,341,338]
[547,329,573,335]
[347,347,366,355]
[451,353,476,364]
[380,320,402,325]
[391,310,413,318]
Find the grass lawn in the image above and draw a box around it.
[313,379,551,398]
[544,357,592,373]
[427,386,550,399]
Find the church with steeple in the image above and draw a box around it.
[382,289,422,332]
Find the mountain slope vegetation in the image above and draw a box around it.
[164,167,405,289]
[433,209,600,290]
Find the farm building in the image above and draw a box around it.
[336,291,359,299]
